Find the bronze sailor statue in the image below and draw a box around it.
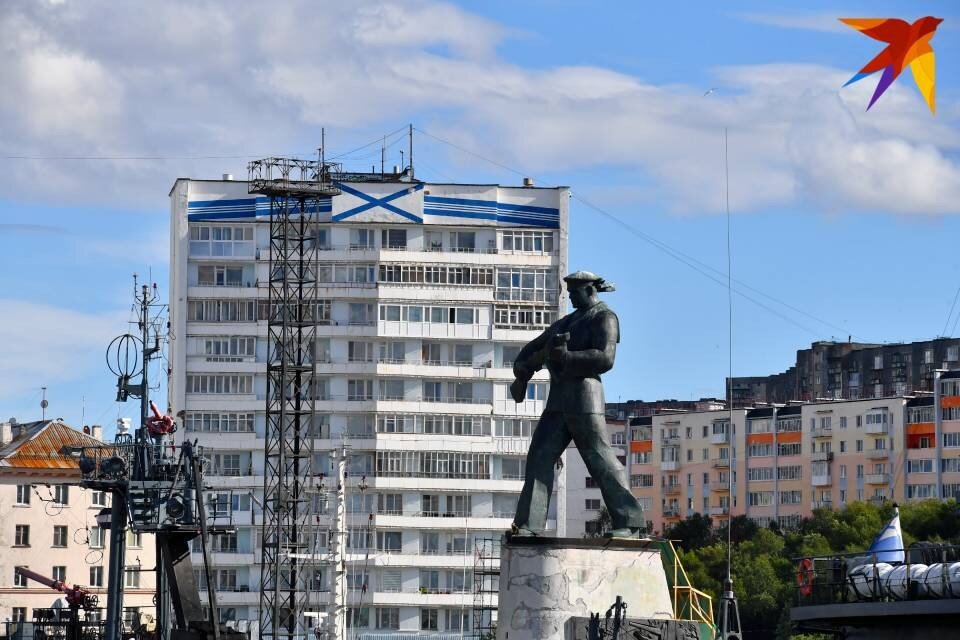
[510,270,644,537]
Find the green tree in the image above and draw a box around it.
[665,513,714,550]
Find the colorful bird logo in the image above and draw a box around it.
[840,16,943,113]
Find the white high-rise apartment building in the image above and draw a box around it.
[168,174,568,634]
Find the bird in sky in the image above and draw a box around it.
[839,16,943,113]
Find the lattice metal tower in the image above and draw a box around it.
[249,154,341,640]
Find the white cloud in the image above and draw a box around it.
[0,299,123,402]
[0,0,957,215]
[735,11,851,34]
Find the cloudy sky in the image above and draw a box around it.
[1,0,958,427]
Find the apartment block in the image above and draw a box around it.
[168,174,567,632]
[627,397,921,534]
[606,398,726,420]
[729,338,960,407]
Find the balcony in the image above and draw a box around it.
[865,473,889,485]
[811,500,833,510]
[711,458,730,468]
[810,451,834,463]
[710,432,729,445]
[663,506,682,518]
[866,448,889,460]
[865,423,889,435]
[710,481,730,493]
[660,460,680,472]
[663,484,682,496]
[868,495,887,506]
[662,435,681,447]
[708,506,729,516]
[810,428,833,439]
[812,474,832,487]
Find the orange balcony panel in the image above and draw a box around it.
[631,440,652,453]
[776,431,802,444]
[943,396,960,409]
[747,433,773,445]
[907,422,935,436]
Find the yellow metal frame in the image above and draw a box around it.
[664,539,716,630]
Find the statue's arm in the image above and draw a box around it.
[559,313,619,376]
[513,328,551,379]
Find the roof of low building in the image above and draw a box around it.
[0,420,103,482]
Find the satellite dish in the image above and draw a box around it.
[40,400,49,409]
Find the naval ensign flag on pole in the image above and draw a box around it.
[868,505,905,564]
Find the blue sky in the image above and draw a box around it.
[1,0,958,429]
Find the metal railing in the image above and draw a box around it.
[794,544,960,606]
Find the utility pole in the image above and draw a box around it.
[408,124,414,178]
[327,448,347,640]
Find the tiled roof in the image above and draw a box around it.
[0,420,103,479]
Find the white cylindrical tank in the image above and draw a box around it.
[848,562,893,600]
[920,562,960,598]
[884,564,927,599]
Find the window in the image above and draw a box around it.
[748,492,774,506]
[840,441,847,453]
[127,531,143,548]
[91,490,108,506]
[185,374,253,394]
[54,485,69,505]
[500,230,555,254]
[350,228,375,249]
[377,531,402,553]
[189,225,254,257]
[501,457,526,480]
[856,439,863,452]
[381,229,407,249]
[493,305,557,329]
[184,412,255,433]
[53,526,68,548]
[942,458,960,473]
[90,566,104,587]
[15,525,29,546]
[197,264,245,287]
[15,485,31,505]
[747,467,774,481]
[447,609,470,631]
[840,416,847,429]
[495,268,558,303]
[777,465,802,480]
[585,499,602,511]
[12,608,26,623]
[420,531,439,554]
[907,484,936,499]
[856,464,864,478]
[348,379,374,401]
[14,567,28,588]
[425,231,443,252]
[420,608,439,631]
[376,608,400,630]
[526,382,547,401]
[52,566,66,582]
[347,608,370,629]
[450,231,476,252]
[944,433,960,448]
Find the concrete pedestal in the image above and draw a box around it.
[496,537,674,640]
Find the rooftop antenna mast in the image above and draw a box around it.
[716,125,742,640]
[249,132,342,640]
[41,387,48,420]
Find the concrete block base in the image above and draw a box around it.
[496,537,674,640]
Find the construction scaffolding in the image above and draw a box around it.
[249,152,342,640]
[472,537,501,640]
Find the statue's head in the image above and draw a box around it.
[563,271,615,310]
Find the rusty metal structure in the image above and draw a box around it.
[248,145,342,640]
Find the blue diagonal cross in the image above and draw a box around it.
[332,181,424,222]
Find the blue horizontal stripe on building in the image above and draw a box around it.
[188,197,332,221]
[423,196,559,228]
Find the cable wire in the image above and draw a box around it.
[944,282,960,337]
[415,126,860,341]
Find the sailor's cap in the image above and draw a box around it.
[563,271,615,292]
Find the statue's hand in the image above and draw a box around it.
[510,377,528,403]
[548,342,567,368]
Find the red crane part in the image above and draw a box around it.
[14,566,97,609]
[146,400,176,436]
